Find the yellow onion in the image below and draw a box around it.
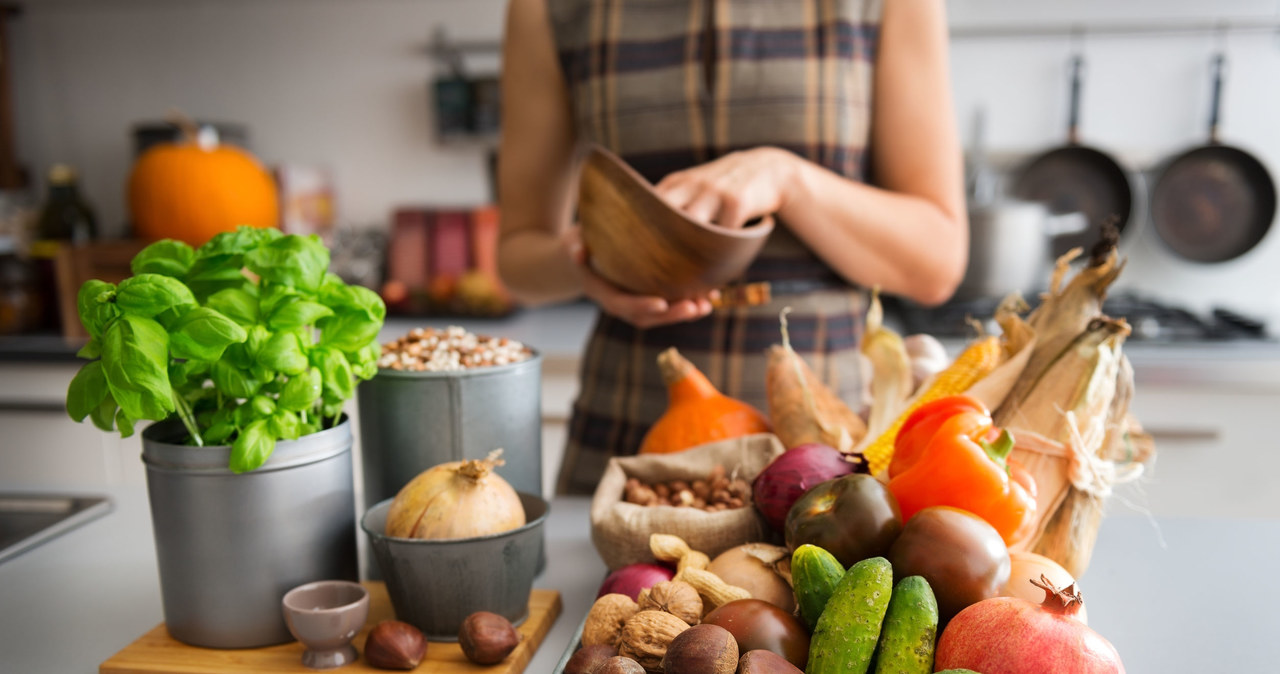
[385,449,526,540]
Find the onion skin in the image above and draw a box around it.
[385,452,525,540]
[598,564,675,602]
[936,578,1124,674]
[1002,551,1087,624]
[752,443,858,532]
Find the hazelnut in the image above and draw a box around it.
[458,611,522,665]
[736,649,805,673]
[564,643,618,674]
[662,623,738,674]
[594,655,646,674]
[363,620,427,670]
[617,610,690,671]
[583,593,640,647]
[637,580,703,625]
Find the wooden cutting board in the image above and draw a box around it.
[100,583,561,674]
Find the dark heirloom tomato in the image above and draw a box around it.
[784,473,902,567]
[702,599,810,669]
[887,505,1010,624]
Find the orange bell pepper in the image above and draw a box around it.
[887,397,1037,545]
[889,395,994,478]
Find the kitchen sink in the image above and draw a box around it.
[0,493,112,564]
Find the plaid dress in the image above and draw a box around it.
[551,0,883,494]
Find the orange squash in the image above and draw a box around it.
[128,123,279,247]
[638,347,771,454]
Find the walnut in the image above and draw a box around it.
[617,610,690,672]
[637,581,703,625]
[582,594,640,647]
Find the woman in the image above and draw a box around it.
[498,0,967,494]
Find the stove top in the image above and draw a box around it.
[894,293,1271,344]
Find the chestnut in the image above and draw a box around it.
[663,623,738,674]
[565,644,619,674]
[594,656,646,674]
[363,620,427,670]
[458,611,522,665]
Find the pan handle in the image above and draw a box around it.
[1067,54,1084,145]
[1208,52,1226,144]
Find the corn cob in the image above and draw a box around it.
[861,334,1003,476]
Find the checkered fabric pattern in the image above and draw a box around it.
[549,0,883,494]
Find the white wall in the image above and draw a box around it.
[10,0,1280,323]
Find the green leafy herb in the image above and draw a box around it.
[66,226,385,472]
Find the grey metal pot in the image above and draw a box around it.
[356,352,543,509]
[142,417,358,649]
[956,199,1089,301]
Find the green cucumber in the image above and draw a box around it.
[872,575,939,674]
[806,556,893,674]
[791,544,845,630]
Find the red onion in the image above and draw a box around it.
[752,443,860,532]
[935,576,1125,674]
[597,563,675,601]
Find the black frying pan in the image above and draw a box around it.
[1012,55,1137,259]
[1149,53,1276,263]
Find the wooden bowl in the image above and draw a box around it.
[578,145,774,299]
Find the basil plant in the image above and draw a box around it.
[66,226,385,472]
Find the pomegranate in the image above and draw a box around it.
[935,575,1124,674]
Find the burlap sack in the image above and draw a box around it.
[590,433,786,571]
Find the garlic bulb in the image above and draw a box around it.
[385,449,526,540]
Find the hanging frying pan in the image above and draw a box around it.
[1012,54,1140,259]
[1148,52,1276,263]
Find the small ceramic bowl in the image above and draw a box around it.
[577,145,774,299]
[282,580,370,670]
[360,492,549,640]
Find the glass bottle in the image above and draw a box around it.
[36,164,97,244]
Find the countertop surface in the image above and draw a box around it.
[0,481,1276,672]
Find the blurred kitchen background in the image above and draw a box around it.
[1,0,1279,336]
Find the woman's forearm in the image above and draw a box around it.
[497,227,584,306]
[779,155,968,306]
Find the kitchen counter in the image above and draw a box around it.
[0,481,1275,672]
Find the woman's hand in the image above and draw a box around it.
[654,147,799,229]
[564,227,716,329]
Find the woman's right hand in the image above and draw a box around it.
[564,226,716,329]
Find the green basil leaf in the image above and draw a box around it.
[312,346,354,402]
[169,360,211,389]
[346,342,379,380]
[89,393,118,432]
[267,300,333,330]
[169,307,248,362]
[76,338,102,359]
[230,419,274,473]
[206,288,260,327]
[184,255,250,301]
[249,395,276,417]
[317,311,382,352]
[211,359,262,399]
[320,282,386,322]
[131,239,196,278]
[278,367,322,412]
[198,226,279,259]
[76,280,118,340]
[268,410,301,440]
[244,325,271,360]
[204,421,236,446]
[102,315,174,421]
[66,360,109,422]
[257,332,308,376]
[115,409,136,438]
[258,284,299,319]
[244,235,329,291]
[116,274,196,320]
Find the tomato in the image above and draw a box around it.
[703,599,810,669]
[886,506,1010,624]
[784,474,902,567]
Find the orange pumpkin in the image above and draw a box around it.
[638,347,772,454]
[128,125,279,246]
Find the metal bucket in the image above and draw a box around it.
[142,417,358,649]
[356,352,544,509]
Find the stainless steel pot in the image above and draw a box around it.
[956,199,1088,301]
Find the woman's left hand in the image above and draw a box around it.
[654,147,799,229]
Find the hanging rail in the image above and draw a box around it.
[950,17,1280,40]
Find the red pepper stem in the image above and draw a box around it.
[980,429,1015,470]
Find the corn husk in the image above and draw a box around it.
[1001,318,1136,576]
[965,294,1036,412]
[861,288,914,439]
